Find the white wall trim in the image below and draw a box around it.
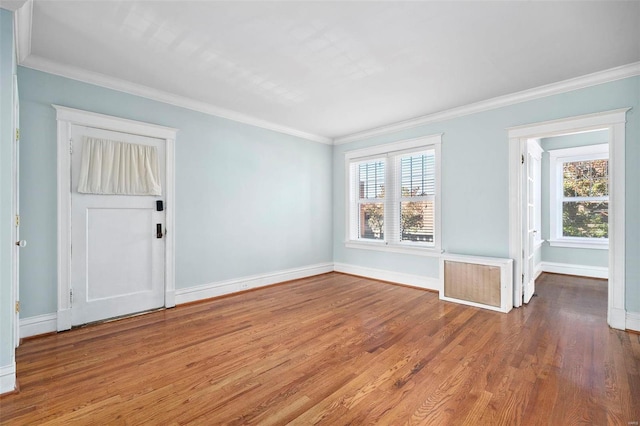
[626,312,640,333]
[540,261,608,279]
[508,109,629,330]
[19,313,57,339]
[333,262,440,291]
[54,106,178,330]
[19,55,332,145]
[175,263,334,305]
[13,0,31,63]
[534,262,543,280]
[334,62,640,144]
[0,362,16,395]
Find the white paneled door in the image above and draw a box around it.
[70,125,165,326]
[523,139,542,304]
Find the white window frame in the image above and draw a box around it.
[549,143,608,250]
[344,134,442,257]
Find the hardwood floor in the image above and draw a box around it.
[1,272,638,425]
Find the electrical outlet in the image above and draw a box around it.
[239,282,249,290]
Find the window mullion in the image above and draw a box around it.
[385,155,398,244]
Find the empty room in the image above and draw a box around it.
[1,1,639,424]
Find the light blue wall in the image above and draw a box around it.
[13,66,640,318]
[17,67,333,318]
[333,76,640,311]
[540,131,609,267]
[0,8,16,369]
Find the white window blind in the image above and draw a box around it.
[352,159,386,240]
[397,151,436,243]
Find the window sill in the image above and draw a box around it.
[548,239,608,250]
[345,241,443,257]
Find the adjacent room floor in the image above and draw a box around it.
[1,272,638,424]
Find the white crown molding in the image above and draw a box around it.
[13,0,30,63]
[19,54,332,145]
[0,0,26,12]
[334,61,640,145]
[14,2,639,147]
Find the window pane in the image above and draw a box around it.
[359,203,384,240]
[359,161,385,199]
[401,152,435,197]
[562,201,608,238]
[400,201,434,242]
[563,159,608,197]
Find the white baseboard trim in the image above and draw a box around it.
[626,311,640,332]
[540,261,608,279]
[609,307,627,331]
[20,313,58,339]
[333,262,440,291]
[534,263,543,280]
[0,362,16,395]
[165,290,176,309]
[175,262,334,305]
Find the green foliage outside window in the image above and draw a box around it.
[562,159,608,238]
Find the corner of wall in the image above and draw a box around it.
[0,362,16,395]
[625,311,640,333]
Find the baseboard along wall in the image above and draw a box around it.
[333,262,440,291]
[538,261,608,279]
[19,261,638,339]
[0,362,16,395]
[173,262,334,305]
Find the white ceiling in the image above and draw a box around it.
[15,1,640,142]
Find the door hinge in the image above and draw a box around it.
[522,274,525,284]
[69,138,73,155]
[70,289,73,304]
[15,301,20,313]
[521,154,524,164]
[15,215,19,227]
[15,128,20,141]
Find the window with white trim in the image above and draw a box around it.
[549,144,608,249]
[345,135,441,254]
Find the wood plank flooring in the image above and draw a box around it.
[1,272,638,424]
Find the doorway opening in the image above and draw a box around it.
[508,109,629,330]
[54,105,178,331]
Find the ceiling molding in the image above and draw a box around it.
[19,53,332,145]
[13,0,30,63]
[0,0,26,12]
[333,61,640,145]
[13,1,639,147]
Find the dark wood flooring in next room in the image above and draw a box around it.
[1,272,638,424]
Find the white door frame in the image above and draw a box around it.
[54,105,178,331]
[12,76,20,348]
[522,139,542,304]
[508,108,629,329]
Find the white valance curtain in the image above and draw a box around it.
[78,137,162,196]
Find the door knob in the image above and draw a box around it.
[15,240,26,247]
